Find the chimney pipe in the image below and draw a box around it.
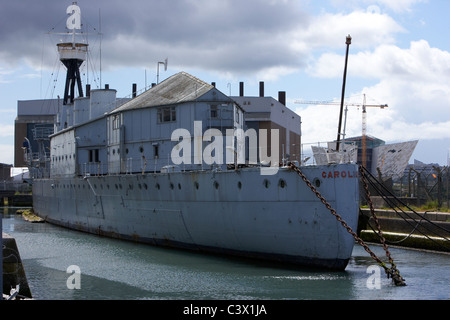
[86,84,91,97]
[278,91,286,106]
[132,83,137,98]
[259,81,264,97]
[105,84,109,90]
[211,82,216,87]
[239,82,244,97]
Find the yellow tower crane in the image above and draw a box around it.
[295,95,388,168]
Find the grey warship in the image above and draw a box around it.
[27,3,360,270]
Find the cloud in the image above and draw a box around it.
[296,9,404,52]
[329,0,428,13]
[300,39,450,144]
[0,0,310,80]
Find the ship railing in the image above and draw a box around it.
[125,158,133,174]
[32,125,54,140]
[301,141,358,166]
[81,162,107,177]
[29,166,50,179]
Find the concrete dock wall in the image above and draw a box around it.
[359,209,450,252]
[2,232,32,298]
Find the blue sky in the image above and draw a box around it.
[1,0,449,166]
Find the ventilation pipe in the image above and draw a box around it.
[278,91,286,106]
[239,82,244,97]
[259,82,264,97]
[132,83,137,98]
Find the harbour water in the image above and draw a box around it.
[2,207,449,301]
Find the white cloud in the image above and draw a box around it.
[330,0,428,13]
[301,39,450,145]
[295,9,404,51]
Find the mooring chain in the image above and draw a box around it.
[288,162,406,286]
[359,166,405,284]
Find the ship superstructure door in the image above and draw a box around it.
[107,113,124,174]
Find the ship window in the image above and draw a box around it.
[89,149,100,163]
[157,107,176,123]
[112,115,120,130]
[210,105,218,118]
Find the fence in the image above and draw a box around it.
[390,165,449,209]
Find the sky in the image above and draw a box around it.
[1,0,449,166]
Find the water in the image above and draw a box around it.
[2,207,449,301]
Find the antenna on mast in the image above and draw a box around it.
[99,8,102,88]
[157,58,168,84]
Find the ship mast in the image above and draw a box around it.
[57,2,87,105]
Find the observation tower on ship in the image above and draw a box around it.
[57,2,87,105]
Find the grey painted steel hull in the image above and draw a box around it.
[32,164,360,270]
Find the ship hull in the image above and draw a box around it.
[32,164,360,270]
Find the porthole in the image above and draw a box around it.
[178,183,181,190]
[156,183,160,190]
[214,181,219,189]
[170,183,174,190]
[194,182,199,190]
[238,181,242,190]
[263,179,270,189]
[314,178,321,188]
[139,147,144,153]
[143,183,148,190]
[279,179,286,188]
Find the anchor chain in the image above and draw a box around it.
[288,162,406,286]
[359,166,406,286]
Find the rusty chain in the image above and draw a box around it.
[359,166,406,285]
[288,162,406,286]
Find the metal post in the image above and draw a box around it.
[336,35,352,152]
